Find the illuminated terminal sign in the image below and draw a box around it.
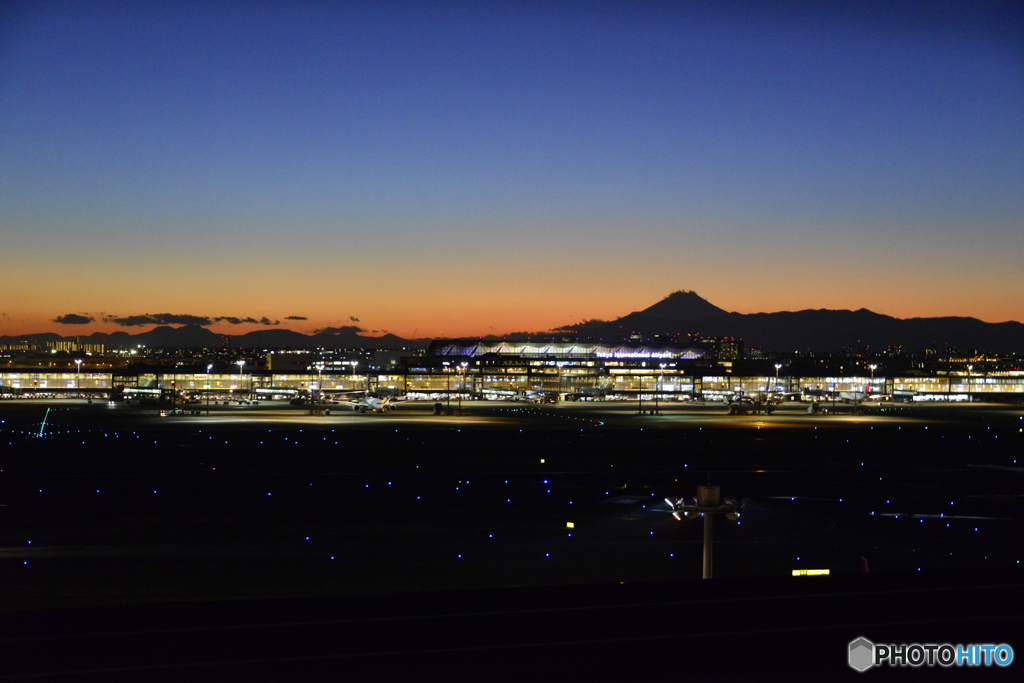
[594,348,696,359]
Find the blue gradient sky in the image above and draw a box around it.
[2,1,1021,337]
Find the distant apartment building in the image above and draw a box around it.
[44,340,106,354]
[692,336,745,361]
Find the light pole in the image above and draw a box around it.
[74,359,82,397]
[315,363,324,403]
[236,360,244,400]
[206,364,213,416]
[656,363,665,414]
[967,364,973,402]
[638,371,643,415]
[443,361,451,413]
[459,361,467,413]
[774,363,781,393]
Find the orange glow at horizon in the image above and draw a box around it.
[4,265,1022,339]
[3,219,1022,338]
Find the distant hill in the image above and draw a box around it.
[0,325,424,351]
[308,328,412,350]
[555,290,728,338]
[134,324,221,349]
[689,309,1024,354]
[555,291,1023,353]
[639,290,728,320]
[4,291,1021,353]
[231,328,318,349]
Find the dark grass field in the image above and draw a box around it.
[1,399,1023,680]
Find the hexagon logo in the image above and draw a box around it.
[849,637,875,672]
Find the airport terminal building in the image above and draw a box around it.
[2,339,1023,401]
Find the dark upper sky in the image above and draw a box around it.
[2,1,1021,337]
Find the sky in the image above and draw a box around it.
[1,1,1022,338]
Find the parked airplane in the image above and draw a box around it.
[304,391,402,413]
[799,388,831,403]
[342,393,400,413]
[766,388,804,402]
[892,389,919,403]
[512,391,546,403]
[838,384,887,403]
[719,389,760,405]
[726,395,776,415]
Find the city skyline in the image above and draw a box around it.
[2,2,1021,338]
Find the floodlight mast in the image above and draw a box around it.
[443,361,451,413]
[666,485,743,579]
[656,363,666,414]
[459,362,468,413]
[638,373,643,415]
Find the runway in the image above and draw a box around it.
[17,395,1013,430]
[2,397,1022,607]
[2,396,1023,679]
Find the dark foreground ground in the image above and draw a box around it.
[1,399,1022,680]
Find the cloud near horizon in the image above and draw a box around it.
[53,313,95,325]
[313,325,365,335]
[100,313,282,327]
[103,313,213,327]
[285,315,307,321]
[213,316,280,326]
